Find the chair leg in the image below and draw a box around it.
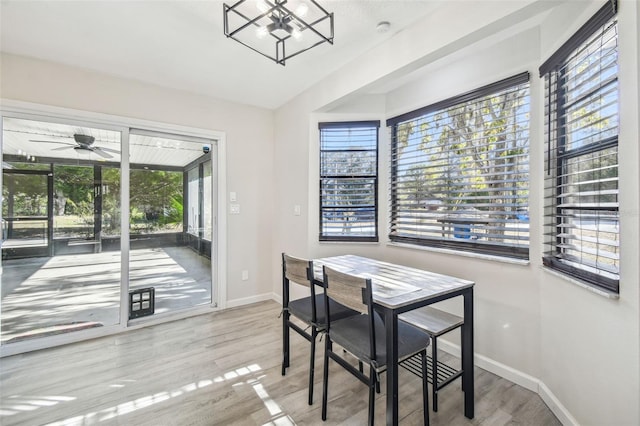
[368,365,376,426]
[422,349,430,426]
[459,329,465,393]
[322,338,331,421]
[282,314,290,376]
[308,327,318,405]
[432,336,439,412]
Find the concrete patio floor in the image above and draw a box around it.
[1,246,212,344]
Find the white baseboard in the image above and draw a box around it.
[225,293,275,309]
[538,381,580,426]
[231,297,578,425]
[437,339,577,426]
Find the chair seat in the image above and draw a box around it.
[329,313,430,370]
[289,294,357,327]
[399,306,463,337]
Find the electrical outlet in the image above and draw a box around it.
[230,204,240,214]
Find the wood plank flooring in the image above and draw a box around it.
[0,300,561,425]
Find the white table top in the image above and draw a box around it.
[313,255,474,309]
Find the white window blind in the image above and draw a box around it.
[319,121,379,242]
[387,73,530,259]
[540,1,619,293]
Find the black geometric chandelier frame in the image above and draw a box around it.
[223,0,334,66]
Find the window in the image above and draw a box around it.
[540,1,619,292]
[387,73,530,259]
[319,121,379,242]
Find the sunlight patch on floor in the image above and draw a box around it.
[0,395,76,417]
[262,413,296,426]
[212,363,294,425]
[213,363,261,383]
[43,380,213,425]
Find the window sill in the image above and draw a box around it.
[319,240,379,245]
[541,266,620,299]
[387,242,530,266]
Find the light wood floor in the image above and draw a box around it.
[0,300,561,425]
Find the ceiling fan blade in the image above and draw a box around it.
[97,146,120,154]
[30,140,76,146]
[93,148,113,159]
[51,146,74,151]
[28,134,73,139]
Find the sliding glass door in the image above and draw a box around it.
[1,117,122,344]
[127,131,214,319]
[1,114,218,351]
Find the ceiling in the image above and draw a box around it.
[3,117,210,168]
[0,0,441,110]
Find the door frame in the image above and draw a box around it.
[2,167,53,258]
[0,100,227,357]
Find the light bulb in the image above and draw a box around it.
[292,28,302,40]
[256,26,269,39]
[295,3,308,17]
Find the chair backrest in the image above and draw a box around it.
[323,266,371,315]
[323,265,377,361]
[282,254,317,322]
[283,253,313,288]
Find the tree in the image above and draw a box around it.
[393,86,530,240]
[130,169,182,233]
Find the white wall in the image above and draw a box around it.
[272,0,553,283]
[536,1,640,425]
[274,1,640,425]
[2,0,636,422]
[0,53,276,307]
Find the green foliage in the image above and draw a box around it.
[393,87,531,238]
[129,169,183,234]
[2,173,48,216]
[3,163,185,237]
[159,194,184,228]
[102,167,121,236]
[54,166,93,216]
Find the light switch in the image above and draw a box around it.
[294,205,301,216]
[242,270,249,281]
[230,204,240,214]
[230,192,237,202]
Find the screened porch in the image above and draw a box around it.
[1,116,216,345]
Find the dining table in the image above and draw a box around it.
[312,254,475,426]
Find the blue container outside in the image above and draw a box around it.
[453,225,471,239]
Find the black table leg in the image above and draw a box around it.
[462,288,474,418]
[282,310,290,375]
[385,309,399,426]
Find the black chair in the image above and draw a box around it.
[321,265,431,425]
[281,253,357,405]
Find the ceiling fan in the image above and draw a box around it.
[31,134,120,159]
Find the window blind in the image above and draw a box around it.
[541,1,619,292]
[388,74,530,259]
[319,121,379,242]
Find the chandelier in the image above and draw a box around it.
[223,0,334,66]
